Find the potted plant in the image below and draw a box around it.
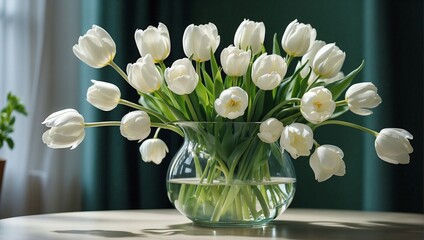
[0,92,27,194]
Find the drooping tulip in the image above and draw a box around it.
[86,80,121,111]
[345,82,382,116]
[72,25,116,68]
[375,128,413,164]
[139,138,169,165]
[120,111,151,141]
[310,145,346,182]
[42,109,85,149]
[280,123,314,159]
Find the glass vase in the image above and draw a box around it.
[166,122,296,227]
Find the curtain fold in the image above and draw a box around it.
[0,0,81,218]
[363,0,423,212]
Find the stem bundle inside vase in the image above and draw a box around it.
[166,122,296,225]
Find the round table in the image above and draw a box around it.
[0,209,423,239]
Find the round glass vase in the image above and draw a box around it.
[166,122,296,227]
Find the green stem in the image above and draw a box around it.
[109,61,129,82]
[336,99,347,106]
[119,99,169,123]
[84,121,183,136]
[153,128,161,138]
[262,98,300,120]
[184,95,199,121]
[84,121,120,128]
[314,120,379,137]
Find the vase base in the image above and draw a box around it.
[191,219,272,228]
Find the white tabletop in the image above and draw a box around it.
[0,209,423,240]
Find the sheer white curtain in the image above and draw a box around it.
[0,0,82,218]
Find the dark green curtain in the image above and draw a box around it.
[80,0,423,213]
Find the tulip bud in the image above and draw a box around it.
[251,53,287,90]
[72,25,116,68]
[280,123,314,159]
[120,111,151,141]
[281,19,316,57]
[309,145,346,182]
[164,58,199,95]
[297,40,326,78]
[258,118,284,143]
[301,87,335,124]
[42,109,85,149]
[139,138,169,165]
[220,45,251,77]
[127,54,163,94]
[86,80,121,111]
[183,23,220,62]
[312,43,345,78]
[214,87,248,119]
[234,19,265,55]
[134,22,171,62]
[345,82,382,116]
[375,128,413,164]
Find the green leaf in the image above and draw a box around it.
[6,138,14,149]
[331,105,349,119]
[210,48,220,81]
[272,33,281,55]
[327,61,364,100]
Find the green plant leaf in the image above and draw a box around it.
[6,138,14,149]
[272,33,281,55]
[327,61,364,100]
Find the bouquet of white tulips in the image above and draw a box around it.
[42,19,414,185]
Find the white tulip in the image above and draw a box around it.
[134,22,171,62]
[120,111,151,141]
[164,58,199,95]
[345,82,382,116]
[214,87,248,119]
[127,54,163,94]
[183,23,220,62]
[297,40,326,78]
[220,45,251,77]
[257,118,284,143]
[280,123,314,159]
[281,19,316,57]
[252,53,287,90]
[309,145,346,182]
[72,25,116,68]
[301,87,335,124]
[296,41,345,86]
[139,138,169,165]
[86,80,121,111]
[375,128,413,164]
[234,19,265,55]
[42,109,85,149]
[312,43,346,78]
